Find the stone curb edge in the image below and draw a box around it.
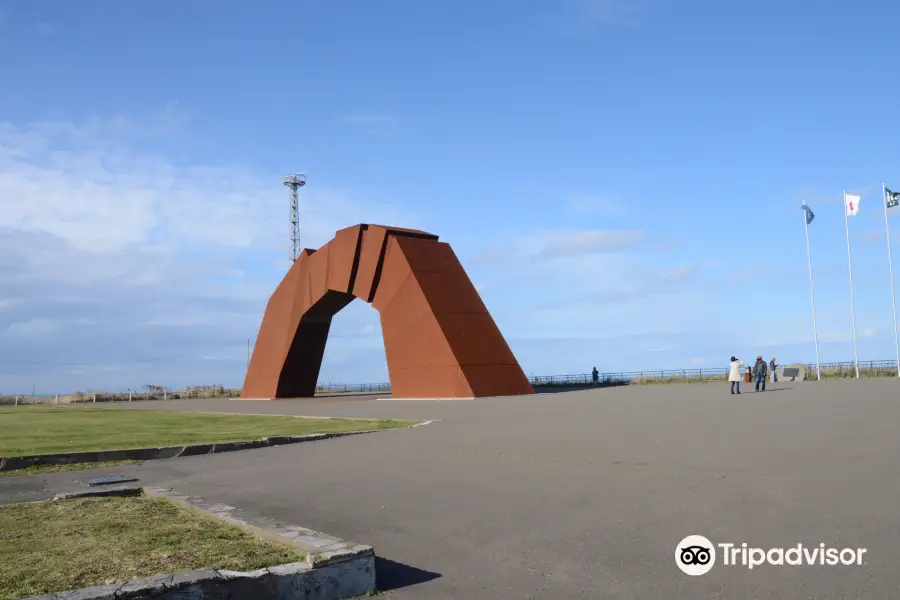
[0,420,437,472]
[22,558,375,600]
[25,486,377,600]
[143,487,373,569]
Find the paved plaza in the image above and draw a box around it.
[3,379,899,599]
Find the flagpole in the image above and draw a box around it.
[883,183,900,377]
[803,204,822,380]
[843,191,861,379]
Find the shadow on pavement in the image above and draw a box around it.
[534,381,630,395]
[375,556,441,591]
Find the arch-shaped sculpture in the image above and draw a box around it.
[241,224,534,399]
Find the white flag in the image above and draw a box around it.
[845,193,861,216]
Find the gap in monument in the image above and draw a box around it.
[317,299,388,389]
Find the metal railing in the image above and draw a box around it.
[531,360,900,386]
[314,383,391,394]
[532,368,728,386]
[812,360,898,378]
[2,360,897,404]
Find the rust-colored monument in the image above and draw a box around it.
[242,224,534,399]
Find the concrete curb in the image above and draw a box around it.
[144,487,374,569]
[24,486,376,600]
[0,427,402,472]
[22,559,375,600]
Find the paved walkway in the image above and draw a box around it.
[3,379,899,599]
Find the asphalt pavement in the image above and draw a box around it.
[3,379,899,599]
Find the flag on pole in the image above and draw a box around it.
[845,193,861,216]
[801,201,822,380]
[802,203,815,224]
[886,187,900,210]
[842,191,861,378]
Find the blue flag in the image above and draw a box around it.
[802,203,815,225]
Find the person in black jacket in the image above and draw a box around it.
[752,356,768,392]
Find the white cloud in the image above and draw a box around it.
[566,193,624,217]
[0,299,20,311]
[815,329,875,344]
[0,114,415,256]
[537,229,644,258]
[579,262,700,305]
[727,264,765,284]
[474,228,644,265]
[0,111,415,392]
[463,222,709,343]
[650,264,698,283]
[5,318,59,339]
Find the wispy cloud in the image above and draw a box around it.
[650,264,698,283]
[474,228,644,265]
[471,246,516,266]
[582,262,700,304]
[341,113,403,138]
[566,193,625,217]
[537,229,645,258]
[819,328,877,343]
[795,183,882,208]
[727,264,766,284]
[37,22,54,36]
[0,110,415,392]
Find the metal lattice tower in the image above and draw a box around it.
[283,172,307,265]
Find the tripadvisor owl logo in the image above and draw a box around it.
[676,535,715,576]
[675,535,868,575]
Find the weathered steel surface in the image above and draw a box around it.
[241,224,533,399]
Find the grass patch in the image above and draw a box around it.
[0,407,418,456]
[0,460,142,477]
[0,496,304,600]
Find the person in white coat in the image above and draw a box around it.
[728,356,744,394]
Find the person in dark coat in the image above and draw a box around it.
[752,355,768,392]
[592,367,599,385]
[770,357,777,383]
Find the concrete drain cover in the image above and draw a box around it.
[85,475,139,487]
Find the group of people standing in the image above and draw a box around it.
[728,356,777,394]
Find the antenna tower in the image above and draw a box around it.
[282,172,307,265]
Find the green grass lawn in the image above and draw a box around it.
[0,496,305,600]
[0,406,417,456]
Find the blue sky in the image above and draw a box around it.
[2,0,900,394]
